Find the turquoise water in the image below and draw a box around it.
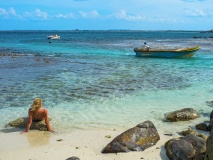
[0,30,213,133]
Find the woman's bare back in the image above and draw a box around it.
[30,108,47,120]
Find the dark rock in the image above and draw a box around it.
[208,118,213,131]
[206,101,213,107]
[102,121,160,153]
[7,117,51,131]
[165,138,195,160]
[165,108,200,122]
[193,36,203,38]
[196,122,209,131]
[179,128,207,140]
[205,130,213,160]
[198,133,208,140]
[210,110,213,120]
[165,134,206,160]
[179,128,198,136]
[65,156,80,160]
[181,134,206,154]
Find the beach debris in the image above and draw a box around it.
[105,135,111,138]
[75,147,79,149]
[165,108,200,122]
[165,134,206,160]
[57,139,63,141]
[101,121,160,153]
[65,156,80,160]
[163,131,173,136]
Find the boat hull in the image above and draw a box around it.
[134,46,200,58]
[47,35,60,40]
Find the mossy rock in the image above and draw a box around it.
[165,108,200,122]
[102,121,160,153]
[7,117,51,131]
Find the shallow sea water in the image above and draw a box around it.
[0,31,213,133]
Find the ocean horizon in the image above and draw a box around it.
[0,30,213,133]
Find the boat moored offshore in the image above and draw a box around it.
[47,34,60,40]
[134,46,200,58]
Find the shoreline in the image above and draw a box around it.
[0,128,172,160]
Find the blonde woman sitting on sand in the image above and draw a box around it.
[21,98,54,133]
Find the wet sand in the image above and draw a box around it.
[0,129,171,160]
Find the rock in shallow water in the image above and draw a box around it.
[7,117,51,131]
[165,108,200,122]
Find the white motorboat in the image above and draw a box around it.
[47,34,60,40]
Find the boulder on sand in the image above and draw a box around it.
[165,134,206,160]
[102,121,160,153]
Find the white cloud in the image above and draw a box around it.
[23,11,31,17]
[79,10,99,18]
[0,8,8,16]
[22,9,48,19]
[55,13,75,19]
[150,16,179,23]
[185,8,206,17]
[35,9,48,19]
[9,7,16,16]
[0,7,17,16]
[0,7,48,20]
[114,10,144,21]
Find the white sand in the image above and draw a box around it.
[0,128,172,160]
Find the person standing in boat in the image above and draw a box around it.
[143,42,150,51]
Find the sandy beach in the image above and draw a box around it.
[1,31,213,160]
[0,128,172,160]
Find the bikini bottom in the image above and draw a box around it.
[32,119,44,122]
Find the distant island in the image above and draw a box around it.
[200,29,213,33]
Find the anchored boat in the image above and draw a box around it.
[47,34,60,40]
[134,46,200,58]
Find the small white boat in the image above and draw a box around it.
[47,34,60,40]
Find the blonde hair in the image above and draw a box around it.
[30,98,42,112]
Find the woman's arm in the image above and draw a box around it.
[25,111,33,132]
[21,110,33,133]
[44,109,54,132]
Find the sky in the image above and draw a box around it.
[0,0,212,30]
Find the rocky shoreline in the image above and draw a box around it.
[5,101,213,160]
